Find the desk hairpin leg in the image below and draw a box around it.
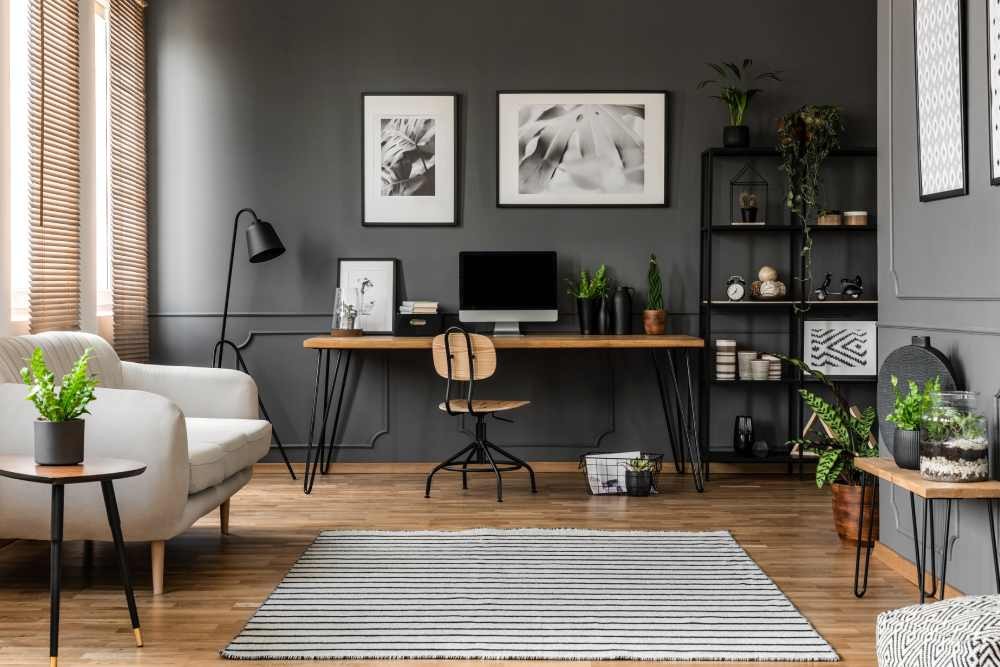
[303,349,353,494]
[665,349,704,493]
[908,492,939,603]
[650,350,683,473]
[303,350,327,495]
[322,350,352,475]
[854,471,878,598]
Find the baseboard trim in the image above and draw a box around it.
[253,461,803,475]
[872,541,965,598]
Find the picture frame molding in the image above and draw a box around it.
[912,0,969,202]
[336,257,399,335]
[361,92,461,227]
[495,89,670,209]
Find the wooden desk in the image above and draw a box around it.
[0,456,146,667]
[301,334,705,494]
[853,457,1000,603]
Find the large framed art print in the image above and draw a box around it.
[913,0,968,201]
[363,94,458,226]
[497,91,668,207]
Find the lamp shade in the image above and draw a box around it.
[246,219,285,263]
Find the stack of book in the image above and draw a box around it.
[399,301,439,315]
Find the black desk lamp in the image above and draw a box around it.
[211,208,296,479]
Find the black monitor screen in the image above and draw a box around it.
[460,251,558,310]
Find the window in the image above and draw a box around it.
[94,0,112,318]
[9,0,28,323]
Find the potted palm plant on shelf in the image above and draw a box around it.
[885,375,939,470]
[643,254,666,335]
[697,59,782,148]
[567,265,608,335]
[21,347,99,466]
[782,356,879,543]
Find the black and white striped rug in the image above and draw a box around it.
[222,529,838,661]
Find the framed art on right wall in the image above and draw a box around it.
[913,0,968,201]
[989,0,1000,185]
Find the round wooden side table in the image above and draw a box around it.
[0,455,146,667]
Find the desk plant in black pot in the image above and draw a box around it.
[885,375,939,470]
[567,265,608,335]
[21,347,98,465]
[697,59,782,148]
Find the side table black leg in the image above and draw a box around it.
[939,498,952,600]
[650,350,682,472]
[909,492,925,603]
[50,484,64,667]
[303,350,327,495]
[854,472,877,597]
[100,480,142,648]
[988,499,1000,594]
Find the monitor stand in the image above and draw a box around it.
[491,321,522,337]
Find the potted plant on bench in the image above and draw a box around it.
[885,375,939,470]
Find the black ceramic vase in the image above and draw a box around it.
[34,419,85,466]
[576,297,598,335]
[613,286,632,335]
[733,415,754,456]
[625,470,654,497]
[596,296,611,335]
[893,429,920,470]
[723,125,750,148]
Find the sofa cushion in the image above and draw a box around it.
[186,418,271,494]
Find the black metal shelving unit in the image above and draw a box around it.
[698,146,877,477]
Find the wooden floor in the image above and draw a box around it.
[0,470,918,666]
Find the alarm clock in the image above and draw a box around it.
[726,275,746,301]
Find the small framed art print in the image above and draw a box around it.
[497,90,668,207]
[362,93,458,226]
[804,320,877,377]
[337,258,398,334]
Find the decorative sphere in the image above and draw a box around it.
[758,266,778,282]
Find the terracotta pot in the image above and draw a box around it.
[643,309,666,335]
[831,482,878,545]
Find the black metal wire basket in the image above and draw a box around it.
[579,452,664,496]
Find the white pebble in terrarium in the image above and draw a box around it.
[919,391,990,483]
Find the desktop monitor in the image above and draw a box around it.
[459,251,558,335]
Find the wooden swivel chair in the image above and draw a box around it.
[426,327,537,502]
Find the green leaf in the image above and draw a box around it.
[816,449,843,488]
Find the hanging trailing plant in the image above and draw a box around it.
[776,105,844,312]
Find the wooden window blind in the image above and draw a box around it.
[27,0,81,333]
[108,0,148,361]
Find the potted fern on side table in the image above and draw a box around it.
[21,348,99,465]
[784,356,879,543]
[885,375,939,470]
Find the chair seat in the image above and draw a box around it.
[438,399,530,414]
[186,418,272,494]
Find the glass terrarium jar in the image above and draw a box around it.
[919,391,990,482]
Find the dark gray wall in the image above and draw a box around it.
[877,0,1000,594]
[146,0,876,462]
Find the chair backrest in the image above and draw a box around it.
[432,330,496,381]
[0,331,123,387]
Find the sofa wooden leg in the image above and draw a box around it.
[220,499,230,535]
[151,541,165,595]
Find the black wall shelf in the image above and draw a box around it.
[698,146,878,476]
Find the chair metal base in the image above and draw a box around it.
[425,416,537,502]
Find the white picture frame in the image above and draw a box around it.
[497,91,668,207]
[804,320,878,377]
[337,258,398,334]
[363,94,458,226]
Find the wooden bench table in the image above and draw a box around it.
[854,456,1000,602]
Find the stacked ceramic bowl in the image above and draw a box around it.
[737,351,758,380]
[761,354,782,381]
[715,339,736,381]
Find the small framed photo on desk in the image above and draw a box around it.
[337,258,398,334]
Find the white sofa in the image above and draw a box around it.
[0,331,272,594]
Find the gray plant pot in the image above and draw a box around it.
[34,419,85,466]
[892,428,920,470]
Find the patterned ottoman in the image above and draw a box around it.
[876,595,1000,666]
